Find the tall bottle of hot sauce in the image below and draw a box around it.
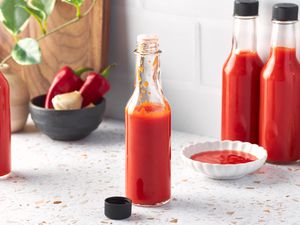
[125,34,171,206]
[260,3,300,163]
[222,0,263,144]
[0,65,11,177]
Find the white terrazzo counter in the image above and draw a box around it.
[0,118,299,225]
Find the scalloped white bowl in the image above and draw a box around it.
[181,140,268,180]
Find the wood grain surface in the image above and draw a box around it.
[0,0,110,97]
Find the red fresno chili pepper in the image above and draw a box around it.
[80,64,116,107]
[45,67,92,108]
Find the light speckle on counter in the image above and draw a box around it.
[0,119,299,225]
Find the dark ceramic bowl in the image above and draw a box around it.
[29,95,105,141]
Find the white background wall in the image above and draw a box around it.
[106,0,300,138]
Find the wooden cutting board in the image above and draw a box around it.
[0,0,110,97]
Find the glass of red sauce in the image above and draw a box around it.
[181,141,267,180]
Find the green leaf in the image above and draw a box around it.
[21,0,56,34]
[12,38,42,65]
[0,0,30,35]
[21,5,45,22]
[20,5,46,33]
[28,0,56,19]
[62,0,84,7]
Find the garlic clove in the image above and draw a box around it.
[85,103,95,108]
[52,91,83,110]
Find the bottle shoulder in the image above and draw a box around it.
[126,94,171,117]
[223,51,263,76]
[262,49,300,79]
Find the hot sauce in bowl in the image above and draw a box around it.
[181,141,267,179]
[191,150,257,164]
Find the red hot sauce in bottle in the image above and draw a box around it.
[260,4,300,163]
[222,0,263,144]
[125,35,171,206]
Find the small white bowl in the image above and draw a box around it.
[181,140,267,180]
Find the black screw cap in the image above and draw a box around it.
[234,0,259,17]
[272,3,298,21]
[104,197,132,220]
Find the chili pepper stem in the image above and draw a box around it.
[74,67,94,77]
[101,63,117,79]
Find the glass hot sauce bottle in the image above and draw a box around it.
[125,34,171,206]
[260,3,300,163]
[222,0,263,144]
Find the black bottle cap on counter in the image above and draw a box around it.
[104,197,132,220]
[234,0,259,16]
[272,3,298,21]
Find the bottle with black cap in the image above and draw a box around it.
[260,3,300,163]
[222,0,263,143]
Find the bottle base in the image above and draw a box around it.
[133,198,170,207]
[0,172,11,179]
[267,159,300,165]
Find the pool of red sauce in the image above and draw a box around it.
[191,150,257,164]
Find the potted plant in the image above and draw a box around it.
[0,0,97,132]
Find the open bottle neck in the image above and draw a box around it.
[135,53,161,84]
[271,21,297,49]
[134,37,161,89]
[232,16,257,53]
[132,36,166,106]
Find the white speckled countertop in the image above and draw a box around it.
[0,118,299,225]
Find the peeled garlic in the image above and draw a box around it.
[52,91,83,110]
[85,103,95,108]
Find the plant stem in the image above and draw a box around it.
[76,5,81,18]
[13,35,18,43]
[38,0,96,41]
[36,17,79,41]
[1,54,12,66]
[38,20,47,35]
[0,0,97,66]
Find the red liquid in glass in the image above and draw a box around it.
[191,150,257,164]
[126,102,171,205]
[260,47,300,163]
[0,70,11,177]
[222,51,263,143]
